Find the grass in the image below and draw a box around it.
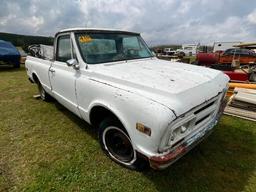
[0,66,255,192]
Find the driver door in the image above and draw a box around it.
[49,34,80,116]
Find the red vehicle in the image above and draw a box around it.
[219,48,256,65]
[224,66,256,82]
[197,48,256,66]
[224,71,249,82]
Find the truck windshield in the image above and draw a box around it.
[75,32,153,64]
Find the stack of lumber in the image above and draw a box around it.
[225,84,256,121]
[230,88,256,111]
[225,106,256,121]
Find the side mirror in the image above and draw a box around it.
[66,59,79,70]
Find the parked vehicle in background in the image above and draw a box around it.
[203,48,256,70]
[163,48,176,56]
[25,28,229,170]
[197,42,243,67]
[196,47,256,82]
[219,48,256,65]
[176,44,199,56]
[0,40,20,68]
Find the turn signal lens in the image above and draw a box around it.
[136,123,151,136]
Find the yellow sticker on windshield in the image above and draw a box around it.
[79,35,93,43]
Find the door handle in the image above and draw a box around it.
[49,69,55,73]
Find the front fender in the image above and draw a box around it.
[76,75,176,157]
[87,91,176,157]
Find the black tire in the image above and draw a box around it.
[99,117,148,171]
[37,81,51,101]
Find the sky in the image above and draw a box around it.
[0,0,256,46]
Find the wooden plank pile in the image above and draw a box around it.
[224,83,256,121]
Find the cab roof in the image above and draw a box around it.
[56,27,139,36]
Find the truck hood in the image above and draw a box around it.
[90,58,229,116]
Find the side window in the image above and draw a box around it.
[56,35,71,62]
[224,49,232,55]
[241,49,249,55]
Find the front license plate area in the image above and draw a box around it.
[185,118,217,147]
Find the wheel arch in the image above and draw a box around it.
[31,71,40,84]
[90,104,124,126]
[89,103,131,136]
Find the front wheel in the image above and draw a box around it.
[99,118,148,170]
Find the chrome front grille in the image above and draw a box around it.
[160,93,223,152]
[193,96,219,128]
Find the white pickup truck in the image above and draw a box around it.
[25,28,229,170]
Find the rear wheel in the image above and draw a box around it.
[37,81,51,101]
[99,118,148,170]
